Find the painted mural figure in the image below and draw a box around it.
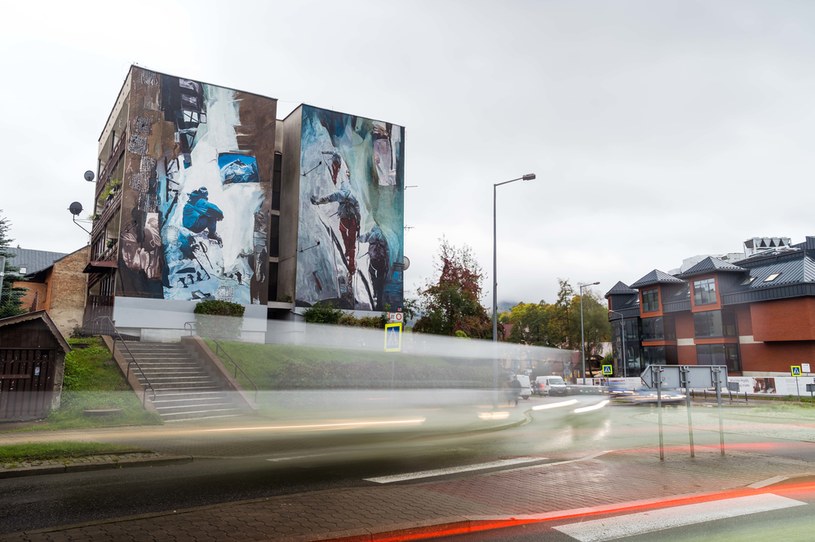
[182,187,224,244]
[310,181,361,275]
[359,224,389,310]
[321,150,343,185]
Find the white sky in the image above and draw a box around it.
[1,0,814,306]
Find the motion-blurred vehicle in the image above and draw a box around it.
[610,387,685,406]
[513,374,533,400]
[535,375,568,396]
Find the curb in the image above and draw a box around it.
[0,455,194,479]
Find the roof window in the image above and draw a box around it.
[764,272,781,283]
[741,276,756,285]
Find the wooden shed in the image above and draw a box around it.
[0,310,69,421]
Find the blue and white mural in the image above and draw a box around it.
[296,105,404,311]
[117,69,274,305]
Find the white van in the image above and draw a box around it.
[535,375,568,396]
[512,374,533,400]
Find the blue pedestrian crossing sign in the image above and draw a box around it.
[384,323,402,352]
[602,364,613,376]
[791,365,802,377]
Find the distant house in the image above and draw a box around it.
[0,310,70,421]
[7,246,89,338]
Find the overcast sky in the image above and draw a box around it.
[2,0,814,306]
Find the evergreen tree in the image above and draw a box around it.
[0,211,25,318]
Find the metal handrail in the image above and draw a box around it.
[92,316,156,406]
[214,340,259,403]
[184,321,259,402]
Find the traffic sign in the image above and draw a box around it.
[791,365,802,377]
[602,364,613,376]
[641,365,728,389]
[384,322,402,352]
[388,312,403,323]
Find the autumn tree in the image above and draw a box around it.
[502,279,610,354]
[412,239,491,338]
[0,211,25,318]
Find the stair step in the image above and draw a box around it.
[117,341,249,422]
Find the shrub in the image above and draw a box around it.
[193,300,246,317]
[194,300,245,339]
[303,303,343,324]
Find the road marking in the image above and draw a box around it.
[554,493,806,542]
[749,475,788,489]
[266,452,334,463]
[364,457,546,484]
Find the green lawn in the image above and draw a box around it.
[0,442,146,464]
[206,339,494,390]
[7,337,161,432]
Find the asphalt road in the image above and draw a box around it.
[2,394,814,537]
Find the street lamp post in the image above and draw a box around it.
[609,309,626,379]
[578,281,600,384]
[492,173,536,342]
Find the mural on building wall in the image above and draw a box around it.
[296,105,404,311]
[117,68,273,304]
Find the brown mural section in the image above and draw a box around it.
[115,67,276,305]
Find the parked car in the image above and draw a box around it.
[534,375,568,396]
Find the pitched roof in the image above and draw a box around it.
[739,254,815,290]
[676,256,746,278]
[604,281,638,297]
[0,310,71,353]
[629,269,685,289]
[2,247,68,275]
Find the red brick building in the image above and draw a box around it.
[606,236,815,376]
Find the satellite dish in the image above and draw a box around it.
[68,202,83,216]
[84,170,95,182]
[403,256,410,271]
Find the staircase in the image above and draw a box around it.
[120,341,248,423]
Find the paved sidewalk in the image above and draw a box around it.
[2,444,812,542]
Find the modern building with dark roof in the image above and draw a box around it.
[605,236,815,377]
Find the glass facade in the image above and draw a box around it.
[696,344,741,372]
[642,345,678,365]
[642,288,659,312]
[693,278,717,306]
[641,316,675,341]
[693,310,737,338]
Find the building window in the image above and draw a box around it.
[764,272,781,283]
[696,344,741,372]
[693,278,717,306]
[642,288,659,312]
[641,316,675,341]
[693,310,737,338]
[642,345,678,366]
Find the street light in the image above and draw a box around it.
[609,309,626,379]
[492,173,536,342]
[578,281,600,384]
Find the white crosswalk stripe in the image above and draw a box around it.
[554,494,806,542]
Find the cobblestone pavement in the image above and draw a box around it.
[1,445,812,542]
